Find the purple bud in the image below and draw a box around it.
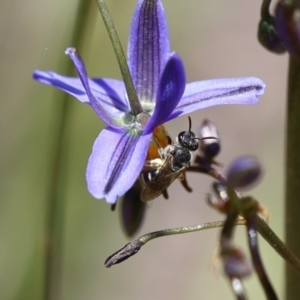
[223,248,253,278]
[258,17,286,54]
[121,182,146,237]
[226,156,262,190]
[198,119,220,160]
[275,1,300,58]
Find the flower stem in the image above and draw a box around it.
[43,1,94,299]
[95,0,143,115]
[255,216,300,274]
[247,215,278,300]
[104,219,247,268]
[285,55,300,298]
[260,0,271,19]
[138,219,245,244]
[187,167,300,273]
[105,216,300,274]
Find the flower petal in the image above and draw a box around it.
[144,53,186,133]
[128,0,170,103]
[168,77,266,120]
[33,71,128,112]
[65,47,129,128]
[86,128,152,204]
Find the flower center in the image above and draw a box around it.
[121,110,151,133]
[136,111,150,128]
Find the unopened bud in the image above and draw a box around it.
[121,182,146,237]
[105,240,143,267]
[198,119,220,160]
[223,248,253,279]
[258,17,286,53]
[226,156,262,190]
[275,1,300,57]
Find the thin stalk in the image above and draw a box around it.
[105,216,300,274]
[220,210,239,242]
[247,215,278,300]
[95,0,143,115]
[138,219,245,244]
[260,0,271,19]
[285,55,300,298]
[104,219,247,268]
[43,1,95,300]
[255,215,300,274]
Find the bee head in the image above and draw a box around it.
[177,117,199,151]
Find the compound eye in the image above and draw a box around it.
[178,131,188,147]
[189,140,199,151]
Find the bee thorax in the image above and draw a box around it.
[171,146,191,172]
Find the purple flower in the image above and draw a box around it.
[33,0,265,204]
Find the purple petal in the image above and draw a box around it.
[144,53,186,133]
[128,0,170,103]
[33,71,89,102]
[65,48,129,128]
[86,127,152,204]
[33,71,128,112]
[168,77,266,120]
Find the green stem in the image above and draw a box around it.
[43,1,95,299]
[285,55,300,298]
[105,216,300,274]
[95,0,143,115]
[256,216,300,274]
[139,216,300,274]
[138,219,245,244]
[247,215,278,300]
[260,0,271,19]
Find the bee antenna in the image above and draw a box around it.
[167,135,172,145]
[195,136,217,141]
[188,116,192,132]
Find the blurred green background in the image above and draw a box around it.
[0,0,287,299]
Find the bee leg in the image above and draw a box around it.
[152,134,167,158]
[143,158,164,171]
[162,189,169,200]
[166,135,172,145]
[179,171,193,193]
[111,202,117,211]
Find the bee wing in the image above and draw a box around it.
[140,171,182,202]
[140,155,183,202]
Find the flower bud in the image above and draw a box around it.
[198,119,220,160]
[275,1,300,58]
[258,17,286,53]
[226,156,262,190]
[121,182,146,237]
[223,248,253,279]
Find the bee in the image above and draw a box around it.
[146,124,170,161]
[139,117,202,202]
